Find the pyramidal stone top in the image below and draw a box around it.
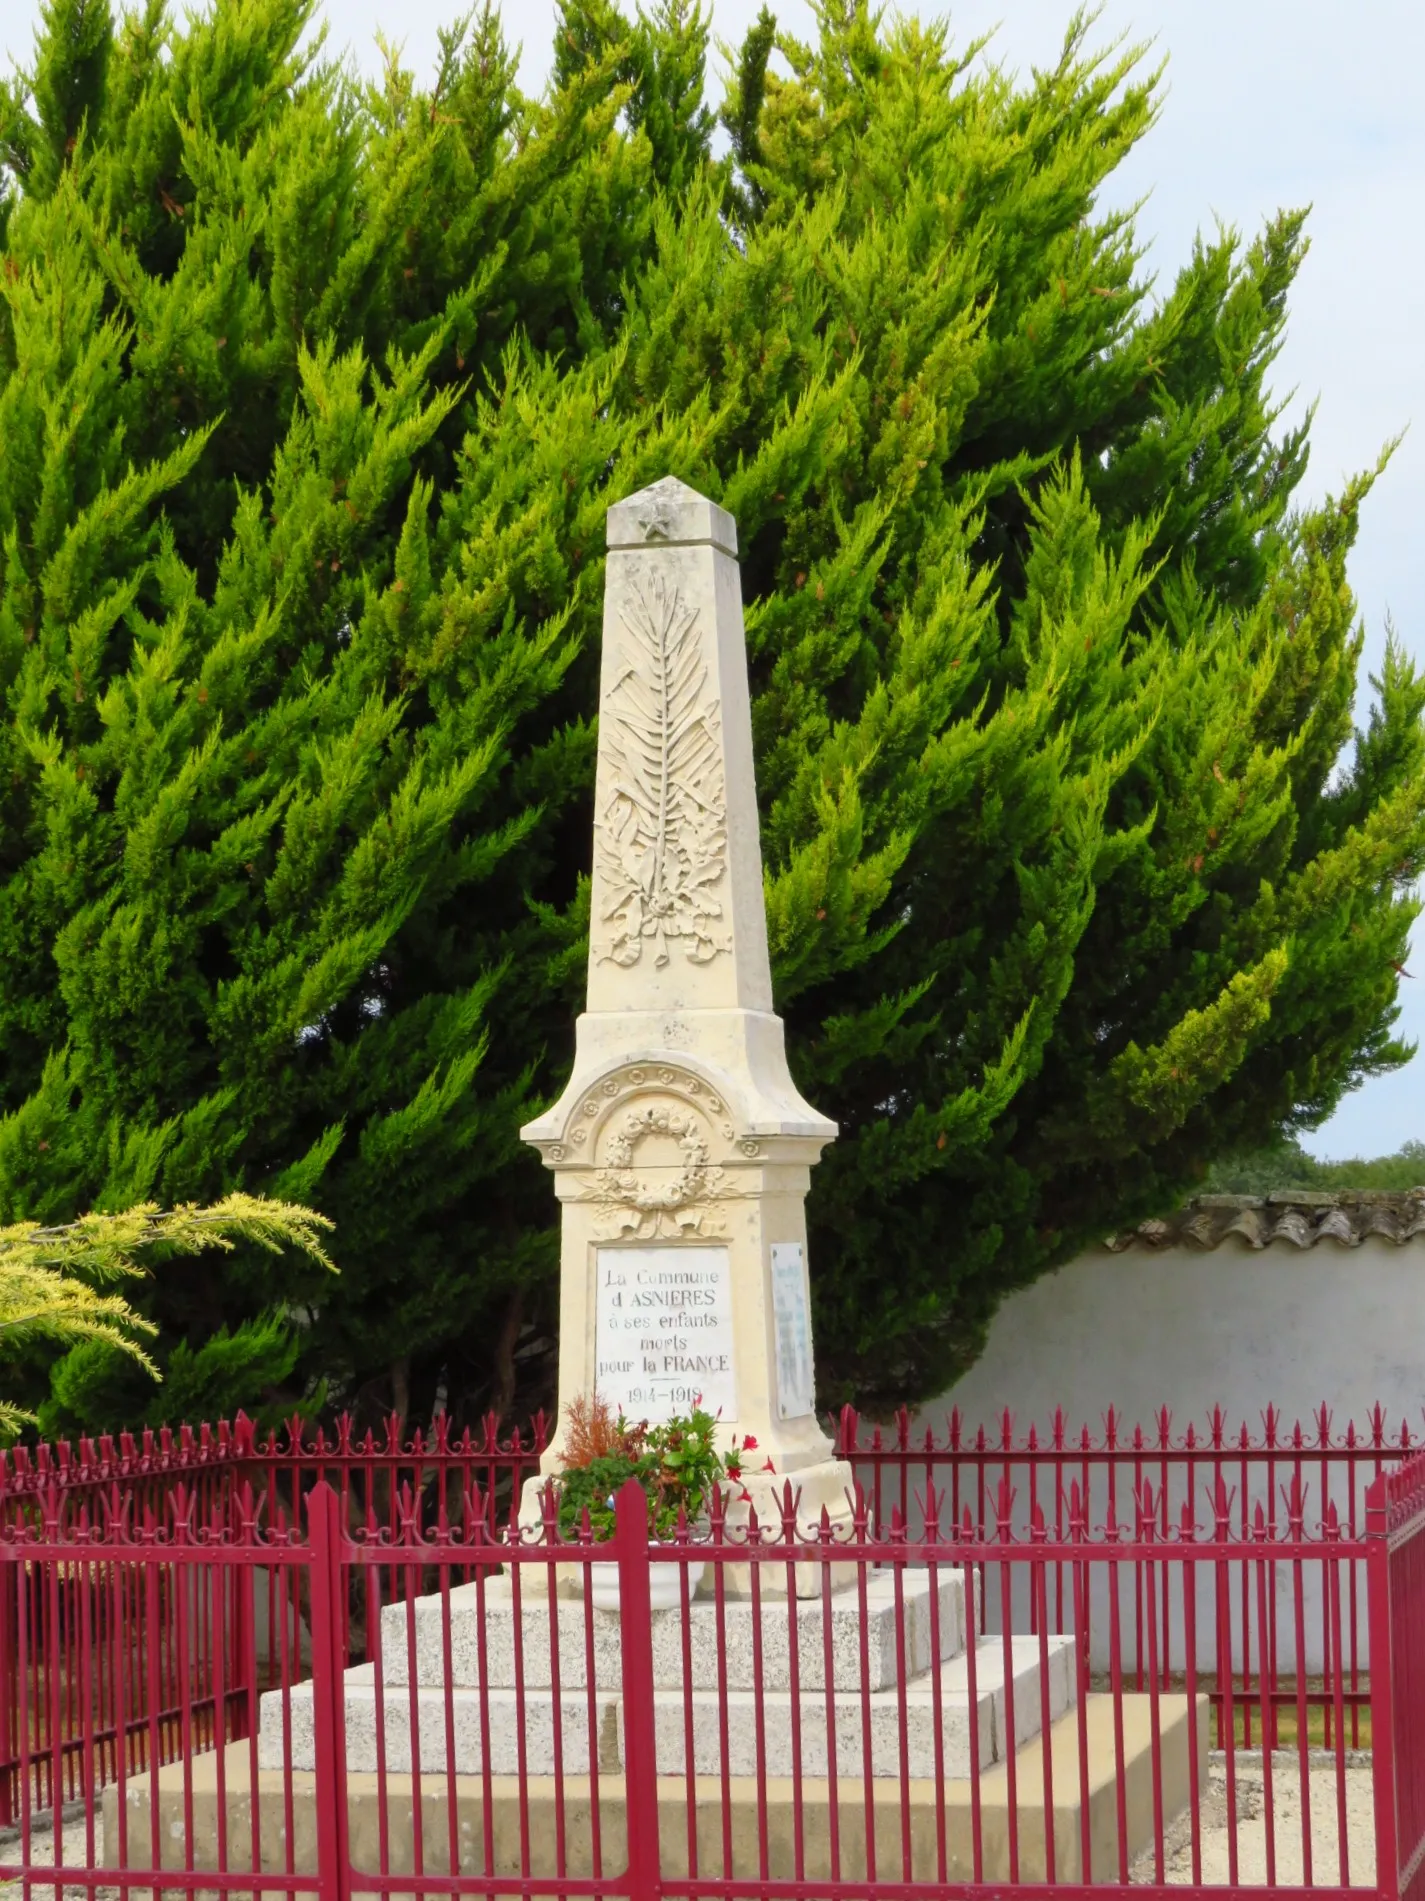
[523,475,834,1148]
[606,475,737,557]
[587,477,765,1017]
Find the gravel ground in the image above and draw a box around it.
[1131,1755,1377,1886]
[0,1810,113,1901]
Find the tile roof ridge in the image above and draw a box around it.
[1105,1185,1425,1253]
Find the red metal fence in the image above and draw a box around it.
[835,1403,1420,1542]
[0,1409,547,1822]
[0,1407,550,1534]
[2,1409,1424,1900]
[1371,1451,1425,1901]
[837,1403,1420,1752]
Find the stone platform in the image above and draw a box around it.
[370,1568,966,1691]
[107,1692,1210,1893]
[259,1570,1075,1781]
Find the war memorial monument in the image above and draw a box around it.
[105,480,1201,1885]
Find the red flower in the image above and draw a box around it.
[741,1435,759,1451]
[761,1459,777,1473]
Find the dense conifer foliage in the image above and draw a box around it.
[1,0,1420,1428]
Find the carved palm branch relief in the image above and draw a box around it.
[597,574,729,968]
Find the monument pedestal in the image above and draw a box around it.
[515,1463,859,1599]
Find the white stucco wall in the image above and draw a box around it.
[925,1235,1425,1446]
[902,1234,1425,1676]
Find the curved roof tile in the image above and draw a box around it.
[1105,1189,1425,1253]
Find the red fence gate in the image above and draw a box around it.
[1369,1452,1425,1901]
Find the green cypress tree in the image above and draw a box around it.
[0,0,1420,1429]
[0,0,671,1428]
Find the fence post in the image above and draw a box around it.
[1365,1473,1400,1901]
[616,1477,661,1901]
[307,1482,351,1901]
[0,1560,14,1825]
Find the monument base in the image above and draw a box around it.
[105,1695,1208,1894]
[718,1456,861,1595]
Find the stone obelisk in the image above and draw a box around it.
[521,477,853,1532]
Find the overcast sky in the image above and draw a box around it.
[5,0,1422,1158]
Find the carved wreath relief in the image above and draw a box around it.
[596,574,730,969]
[593,1102,728,1240]
[565,1067,733,1241]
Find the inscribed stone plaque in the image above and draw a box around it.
[771,1242,815,1421]
[594,1247,737,1423]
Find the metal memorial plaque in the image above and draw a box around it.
[771,1241,815,1420]
[594,1246,737,1422]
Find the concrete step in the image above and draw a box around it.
[634,1634,1077,1780]
[116,1692,1209,1888]
[259,1662,614,1778]
[260,1633,1071,1782]
[377,1566,964,1694]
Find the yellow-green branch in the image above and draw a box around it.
[0,1196,335,1440]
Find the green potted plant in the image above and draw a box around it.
[554,1393,748,1609]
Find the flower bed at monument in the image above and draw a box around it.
[552,1396,740,1541]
